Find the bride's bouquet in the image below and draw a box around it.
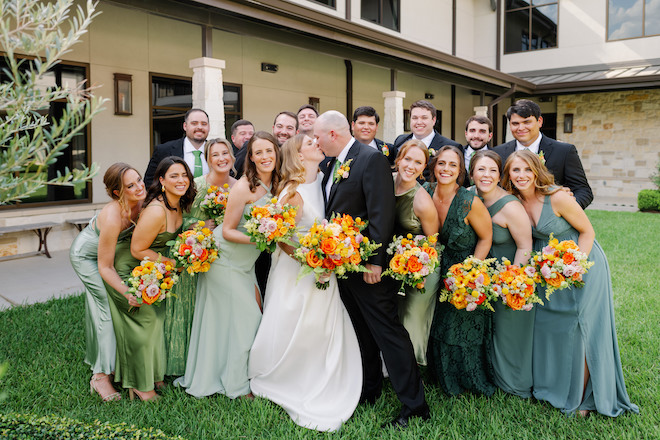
[244,197,298,253]
[294,214,382,290]
[382,233,442,295]
[439,256,498,311]
[530,234,594,299]
[490,258,542,311]
[125,256,178,306]
[199,184,230,223]
[168,221,218,274]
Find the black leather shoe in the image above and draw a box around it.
[381,405,430,429]
[359,392,381,405]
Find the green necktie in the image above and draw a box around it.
[192,150,203,178]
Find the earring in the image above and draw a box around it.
[162,185,165,193]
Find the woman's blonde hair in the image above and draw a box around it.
[103,162,141,221]
[277,134,307,198]
[205,138,236,175]
[501,149,560,196]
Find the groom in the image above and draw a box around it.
[314,111,429,428]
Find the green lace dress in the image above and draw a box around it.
[488,195,534,398]
[424,183,496,396]
[394,181,440,366]
[164,175,208,376]
[104,214,180,392]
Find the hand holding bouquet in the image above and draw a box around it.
[530,234,594,299]
[168,221,219,274]
[294,214,382,290]
[491,259,542,311]
[383,233,442,295]
[125,257,178,306]
[244,197,298,253]
[199,184,229,223]
[439,256,498,311]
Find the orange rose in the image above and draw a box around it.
[406,256,423,273]
[426,247,438,259]
[389,254,405,273]
[179,244,192,255]
[142,290,160,305]
[322,258,336,270]
[506,293,525,310]
[546,273,565,288]
[350,252,362,265]
[562,252,575,264]
[306,251,323,268]
[320,237,338,255]
[198,248,209,262]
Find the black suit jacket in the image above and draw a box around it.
[322,141,395,267]
[233,142,249,179]
[493,136,593,209]
[144,137,185,188]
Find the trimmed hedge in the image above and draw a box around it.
[0,413,186,439]
[638,189,660,212]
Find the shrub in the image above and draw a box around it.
[638,189,660,212]
[0,413,186,440]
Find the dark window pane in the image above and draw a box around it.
[532,5,557,49]
[361,0,379,25]
[152,77,192,108]
[309,0,336,7]
[608,0,643,39]
[505,9,529,52]
[506,0,531,10]
[361,0,400,31]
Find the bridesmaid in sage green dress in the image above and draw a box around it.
[71,163,145,402]
[177,131,280,399]
[104,157,195,401]
[165,139,236,376]
[391,139,440,366]
[503,150,638,417]
[469,150,535,398]
[423,145,494,396]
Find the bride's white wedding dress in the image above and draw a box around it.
[248,174,361,432]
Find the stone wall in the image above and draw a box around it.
[556,90,660,208]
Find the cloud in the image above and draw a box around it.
[608,0,643,39]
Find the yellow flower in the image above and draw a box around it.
[198,220,205,227]
[271,197,278,204]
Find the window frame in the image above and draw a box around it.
[307,0,336,9]
[361,0,401,32]
[503,1,559,54]
[606,0,660,41]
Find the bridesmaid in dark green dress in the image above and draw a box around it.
[392,140,440,366]
[104,157,195,401]
[71,163,146,402]
[165,139,236,377]
[423,145,494,396]
[469,150,535,398]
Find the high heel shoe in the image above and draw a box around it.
[128,388,161,402]
[90,374,121,402]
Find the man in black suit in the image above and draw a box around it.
[351,106,392,158]
[229,119,254,157]
[296,104,318,137]
[391,100,461,164]
[462,115,493,186]
[315,111,429,429]
[144,108,209,187]
[494,99,593,209]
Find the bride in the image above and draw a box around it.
[248,134,361,432]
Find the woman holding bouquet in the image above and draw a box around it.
[469,150,534,398]
[502,150,638,417]
[70,163,146,402]
[391,139,440,366]
[165,139,236,377]
[178,132,279,399]
[104,157,194,401]
[248,134,361,431]
[423,145,495,396]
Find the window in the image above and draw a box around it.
[308,0,336,7]
[504,1,558,53]
[0,58,91,207]
[150,75,243,149]
[361,0,400,32]
[608,0,660,40]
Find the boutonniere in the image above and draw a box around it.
[428,148,436,157]
[381,145,389,156]
[334,159,353,183]
[538,151,546,165]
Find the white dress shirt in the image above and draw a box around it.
[183,137,209,176]
[325,137,356,199]
[516,133,542,154]
[415,131,436,148]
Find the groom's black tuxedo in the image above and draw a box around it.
[494,136,593,209]
[322,140,427,415]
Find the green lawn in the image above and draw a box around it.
[1,210,659,439]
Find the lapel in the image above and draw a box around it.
[321,157,336,206]
[175,137,185,157]
[538,135,554,161]
[327,143,360,206]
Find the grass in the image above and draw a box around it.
[1,210,659,439]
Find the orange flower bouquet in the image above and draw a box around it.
[383,233,442,295]
[244,197,298,253]
[491,259,542,311]
[529,234,594,299]
[439,256,498,311]
[199,184,230,223]
[294,214,382,290]
[125,257,178,306]
[168,221,218,274]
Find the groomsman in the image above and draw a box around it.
[494,99,593,209]
[144,108,209,187]
[315,111,430,429]
[229,119,254,157]
[463,115,493,185]
[351,106,391,157]
[297,104,318,136]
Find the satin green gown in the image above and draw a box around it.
[424,184,496,396]
[488,195,535,398]
[105,216,179,392]
[175,184,269,398]
[164,175,208,376]
[532,196,638,416]
[394,181,440,366]
[69,215,133,375]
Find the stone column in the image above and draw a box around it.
[473,105,488,117]
[382,91,406,143]
[189,57,226,139]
